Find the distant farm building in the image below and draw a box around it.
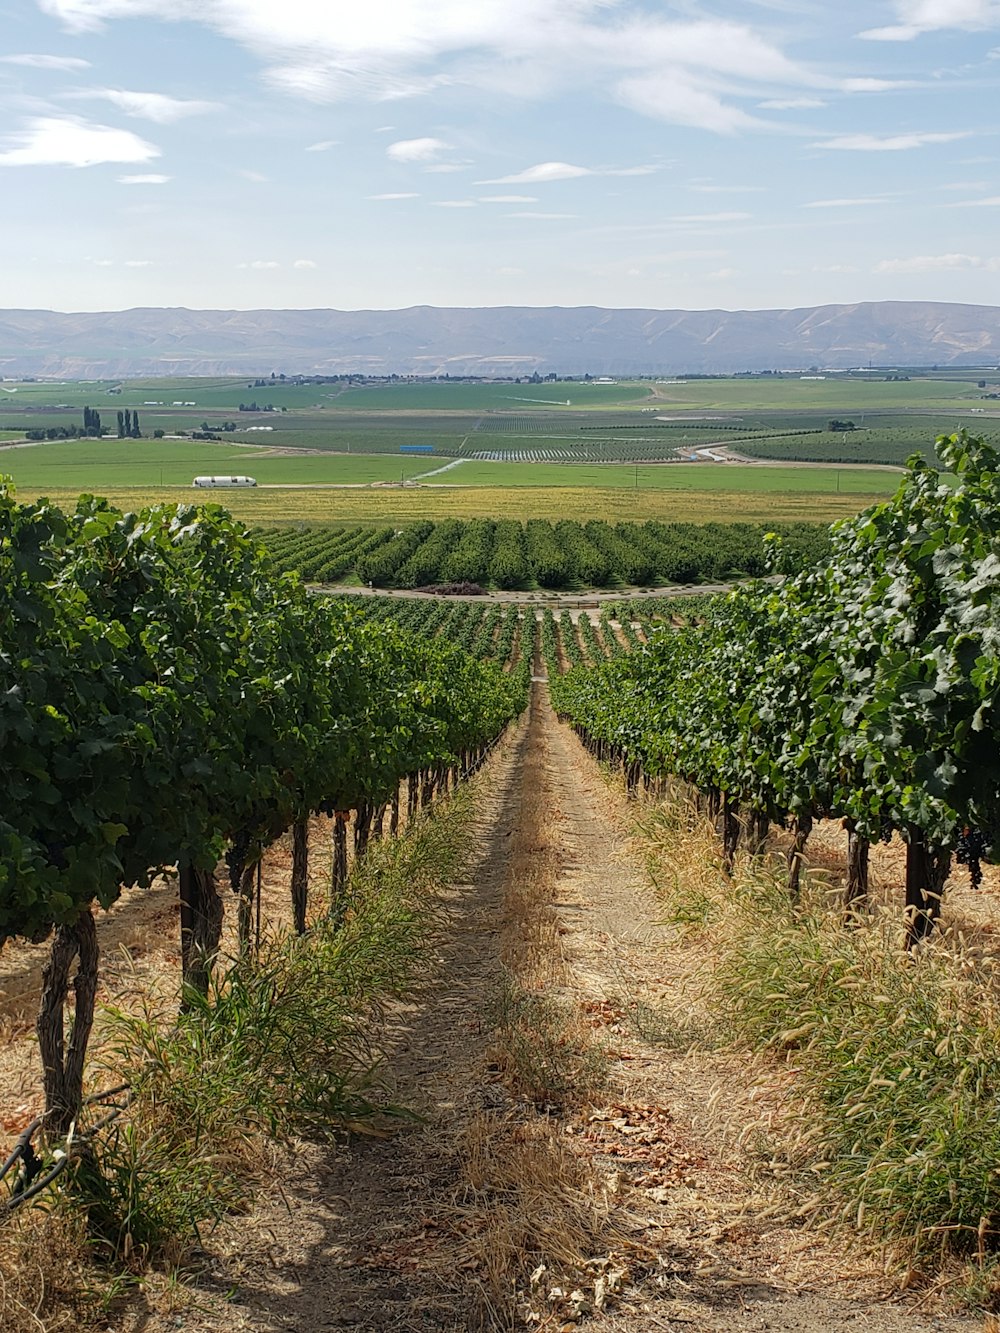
[192,476,258,488]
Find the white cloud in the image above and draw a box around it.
[708,267,737,279]
[816,131,970,150]
[480,162,592,184]
[293,258,318,268]
[802,196,889,207]
[841,77,917,91]
[85,89,219,121]
[479,160,660,185]
[953,193,1000,204]
[758,96,825,109]
[386,136,448,162]
[860,0,1000,41]
[688,182,765,193]
[118,172,170,183]
[478,194,538,203]
[505,211,577,219]
[36,2,822,136]
[0,52,90,69]
[432,199,475,207]
[305,139,339,151]
[616,72,763,133]
[124,258,152,266]
[239,168,268,182]
[876,252,1000,271]
[670,211,752,222]
[0,115,159,167]
[367,191,418,199]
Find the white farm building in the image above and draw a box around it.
[192,475,258,488]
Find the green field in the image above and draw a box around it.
[0,438,903,497]
[1,371,985,524]
[0,440,437,489]
[437,458,900,493]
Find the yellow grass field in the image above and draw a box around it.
[19,484,885,526]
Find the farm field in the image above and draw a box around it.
[0,438,904,496]
[2,439,998,1332]
[255,518,830,589]
[15,483,887,525]
[0,439,436,489]
[2,373,998,476]
[432,458,901,492]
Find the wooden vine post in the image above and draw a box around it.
[844,821,870,919]
[291,818,309,935]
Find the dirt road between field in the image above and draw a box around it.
[137,685,979,1333]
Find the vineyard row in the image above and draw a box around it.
[256,518,829,590]
[0,488,529,1136]
[550,433,999,950]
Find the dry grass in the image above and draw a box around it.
[632,793,1000,1295]
[0,1209,98,1332]
[455,1111,636,1330]
[17,484,873,527]
[446,689,633,1330]
[487,694,609,1108]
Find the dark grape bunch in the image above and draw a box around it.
[956,826,988,891]
[225,828,252,892]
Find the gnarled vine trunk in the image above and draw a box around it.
[844,821,870,920]
[37,910,99,1138]
[904,829,951,950]
[330,813,350,922]
[179,863,224,1003]
[291,818,309,934]
[787,812,813,900]
[354,800,372,858]
[721,794,740,875]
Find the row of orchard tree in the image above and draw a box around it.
[552,433,1000,947]
[0,485,526,1134]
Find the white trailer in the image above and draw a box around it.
[192,475,258,488]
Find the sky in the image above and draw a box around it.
[1,0,1000,313]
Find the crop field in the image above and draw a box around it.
[0,439,436,489]
[1,437,904,499]
[0,373,985,526]
[434,459,901,493]
[255,517,830,589]
[14,482,888,526]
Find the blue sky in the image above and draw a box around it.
[1,0,999,312]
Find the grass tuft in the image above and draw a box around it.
[487,975,609,1109]
[637,796,1000,1269]
[64,789,476,1273]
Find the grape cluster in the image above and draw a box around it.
[956,826,988,891]
[225,828,253,892]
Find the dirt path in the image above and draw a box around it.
[118,689,979,1333]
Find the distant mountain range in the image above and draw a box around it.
[1,301,1000,378]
